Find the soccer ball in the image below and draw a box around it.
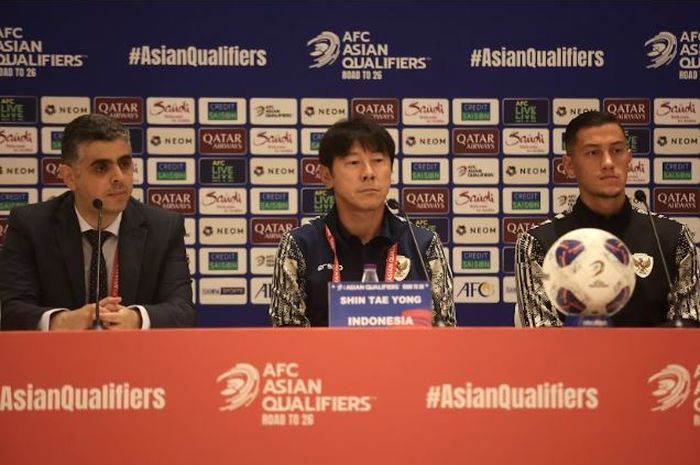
[542,228,636,316]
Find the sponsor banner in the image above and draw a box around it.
[250,128,297,155]
[131,188,144,202]
[402,158,448,185]
[502,98,550,125]
[625,128,651,155]
[41,157,61,184]
[0,157,38,184]
[199,247,248,275]
[502,158,549,185]
[147,158,195,185]
[654,158,699,184]
[503,188,549,214]
[653,128,700,155]
[147,187,197,215]
[0,188,37,213]
[402,187,449,214]
[452,128,499,155]
[452,247,499,274]
[502,128,549,155]
[132,158,143,185]
[401,128,449,155]
[452,187,499,214]
[128,128,144,155]
[250,98,298,125]
[301,158,323,185]
[93,97,144,124]
[183,217,196,246]
[40,96,90,124]
[502,216,548,244]
[401,98,449,125]
[0,96,38,123]
[41,187,68,201]
[502,276,517,303]
[0,216,8,245]
[653,98,699,125]
[301,98,348,126]
[552,128,566,155]
[198,98,247,125]
[41,126,63,154]
[301,188,335,215]
[249,158,296,185]
[199,158,247,185]
[411,217,449,244]
[351,98,399,125]
[552,187,579,214]
[451,99,499,125]
[603,98,650,125]
[452,216,499,244]
[0,126,38,154]
[501,247,515,274]
[198,277,247,305]
[551,157,575,185]
[250,277,274,304]
[146,97,195,125]
[454,276,500,303]
[300,128,328,155]
[250,247,278,275]
[250,217,298,245]
[552,98,600,125]
[199,188,247,215]
[627,158,650,185]
[147,127,195,155]
[452,158,499,185]
[654,187,699,214]
[185,247,196,275]
[199,217,247,245]
[199,128,247,155]
[670,216,700,244]
[251,188,298,215]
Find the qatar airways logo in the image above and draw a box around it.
[94,97,143,124]
[603,98,650,125]
[351,99,399,125]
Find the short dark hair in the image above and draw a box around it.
[318,115,395,168]
[563,111,624,153]
[61,113,130,164]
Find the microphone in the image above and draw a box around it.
[633,190,698,327]
[386,198,445,327]
[91,198,105,330]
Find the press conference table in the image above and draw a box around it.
[0,328,697,465]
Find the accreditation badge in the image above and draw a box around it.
[394,255,411,281]
[632,253,653,278]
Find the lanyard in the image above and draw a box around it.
[110,247,119,297]
[324,225,398,283]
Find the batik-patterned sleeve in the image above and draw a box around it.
[426,233,456,327]
[514,230,563,327]
[269,232,311,327]
[668,224,699,322]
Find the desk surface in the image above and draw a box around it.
[1,328,698,465]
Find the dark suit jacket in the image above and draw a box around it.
[0,192,195,330]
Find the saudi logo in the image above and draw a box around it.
[648,364,690,411]
[307,31,340,68]
[645,31,678,69]
[217,363,260,411]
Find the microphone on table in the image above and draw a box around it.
[91,198,105,330]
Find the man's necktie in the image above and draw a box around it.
[83,230,112,302]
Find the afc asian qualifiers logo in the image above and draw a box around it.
[218,363,260,411]
[644,30,699,80]
[648,363,699,426]
[307,31,341,68]
[645,32,678,69]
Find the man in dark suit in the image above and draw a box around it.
[0,114,194,330]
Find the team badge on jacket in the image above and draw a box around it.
[632,253,653,278]
[394,255,411,281]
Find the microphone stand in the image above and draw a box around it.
[91,198,105,330]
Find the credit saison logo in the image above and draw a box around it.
[461,250,491,270]
[511,191,541,210]
[502,98,550,125]
[307,30,429,81]
[503,189,549,214]
[0,191,30,210]
[198,98,247,125]
[411,161,441,181]
[460,102,491,122]
[208,102,238,120]
[662,161,692,181]
[259,192,289,211]
[155,161,187,181]
[208,251,239,271]
[0,96,37,123]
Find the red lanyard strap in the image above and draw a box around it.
[324,225,398,283]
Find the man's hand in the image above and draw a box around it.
[99,296,142,329]
[49,304,95,330]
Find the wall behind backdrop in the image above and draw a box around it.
[1,1,698,327]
